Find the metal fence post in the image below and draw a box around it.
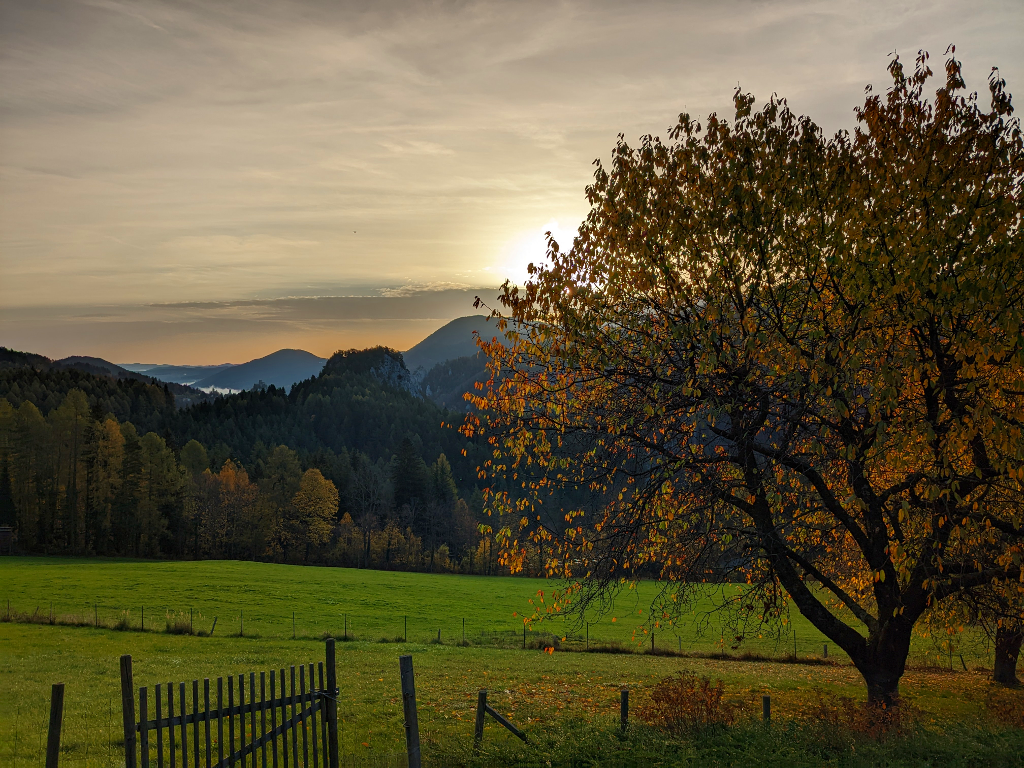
[120,655,137,768]
[45,683,65,768]
[399,655,421,768]
[762,695,771,724]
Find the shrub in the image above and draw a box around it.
[165,611,194,635]
[807,690,918,742]
[526,634,562,651]
[584,640,633,654]
[113,610,133,631]
[637,671,735,733]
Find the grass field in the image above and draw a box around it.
[0,557,849,656]
[0,556,989,663]
[2,557,1020,767]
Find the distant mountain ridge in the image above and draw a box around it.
[401,315,511,411]
[169,346,484,482]
[0,346,209,429]
[402,315,495,375]
[192,349,327,392]
[120,362,233,385]
[0,349,213,410]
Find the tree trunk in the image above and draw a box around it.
[850,617,914,707]
[862,669,902,707]
[993,624,1022,685]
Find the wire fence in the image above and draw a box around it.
[0,593,1000,767]
[0,595,997,670]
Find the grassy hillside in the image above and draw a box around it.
[1,557,838,654]
[1,623,1018,767]
[1,559,1020,767]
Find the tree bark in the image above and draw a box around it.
[847,616,914,707]
[993,624,1022,686]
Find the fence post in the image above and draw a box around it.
[45,683,65,768]
[325,639,339,768]
[762,695,771,724]
[474,689,487,742]
[399,655,421,768]
[620,687,628,733]
[120,655,137,768]
[823,644,828,659]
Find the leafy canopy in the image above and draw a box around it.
[467,50,1024,702]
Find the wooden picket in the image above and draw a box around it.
[121,640,339,768]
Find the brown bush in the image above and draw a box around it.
[637,671,735,733]
[807,691,917,741]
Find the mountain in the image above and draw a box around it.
[169,347,484,486]
[0,347,184,431]
[192,349,326,392]
[402,315,496,375]
[54,356,212,409]
[120,362,234,385]
[420,354,490,411]
[58,355,137,377]
[0,348,51,370]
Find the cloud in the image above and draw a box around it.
[1,0,1021,358]
[0,288,499,364]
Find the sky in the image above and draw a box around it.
[1,0,1021,364]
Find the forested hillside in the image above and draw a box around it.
[0,345,507,574]
[0,353,177,434]
[167,346,483,486]
[419,353,489,411]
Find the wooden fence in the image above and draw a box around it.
[120,639,339,768]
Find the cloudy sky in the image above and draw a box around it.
[1,0,1021,364]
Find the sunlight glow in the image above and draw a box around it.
[494,219,576,286]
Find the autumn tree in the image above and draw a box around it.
[469,52,1024,704]
[288,468,339,562]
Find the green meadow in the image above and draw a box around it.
[1,557,842,656]
[2,558,1019,767]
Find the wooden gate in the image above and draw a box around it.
[120,639,339,768]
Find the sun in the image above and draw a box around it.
[495,219,574,286]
